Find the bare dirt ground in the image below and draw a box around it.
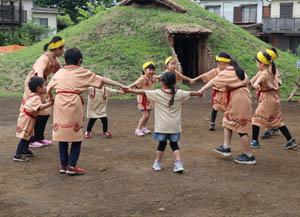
[0,96,299,217]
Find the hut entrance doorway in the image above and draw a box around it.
[166,25,213,79]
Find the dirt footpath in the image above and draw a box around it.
[0,97,299,217]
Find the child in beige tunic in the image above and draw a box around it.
[125,72,203,173]
[161,56,193,83]
[129,62,157,137]
[261,48,282,139]
[14,77,53,162]
[199,52,256,165]
[250,51,297,149]
[22,36,64,148]
[191,67,227,130]
[47,48,127,176]
[85,86,121,138]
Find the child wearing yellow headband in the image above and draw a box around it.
[261,48,281,139]
[250,51,297,150]
[161,56,193,83]
[198,52,256,165]
[191,59,227,131]
[128,62,158,136]
[21,36,64,149]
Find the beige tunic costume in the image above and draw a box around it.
[200,68,227,112]
[211,66,252,134]
[87,86,118,118]
[251,70,284,128]
[47,66,103,142]
[145,89,190,133]
[133,75,156,110]
[23,52,60,115]
[16,93,42,141]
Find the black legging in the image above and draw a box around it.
[252,125,292,141]
[86,117,108,133]
[15,139,30,156]
[157,141,180,152]
[31,115,50,142]
[211,109,218,123]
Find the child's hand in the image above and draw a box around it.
[121,86,130,93]
[252,83,260,90]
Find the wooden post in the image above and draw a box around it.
[19,0,22,26]
[10,0,14,33]
[1,0,4,32]
[288,74,300,101]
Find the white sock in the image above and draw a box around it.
[223,144,230,149]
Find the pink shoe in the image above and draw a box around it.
[103,131,113,138]
[40,139,52,146]
[135,129,145,137]
[142,127,151,134]
[85,131,92,139]
[29,141,44,148]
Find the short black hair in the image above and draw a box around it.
[28,76,44,93]
[64,48,83,65]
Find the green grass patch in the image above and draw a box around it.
[0,0,299,99]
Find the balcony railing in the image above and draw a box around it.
[0,6,27,25]
[263,17,300,32]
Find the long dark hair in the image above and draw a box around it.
[217,52,245,80]
[44,36,64,51]
[256,51,276,75]
[161,71,176,107]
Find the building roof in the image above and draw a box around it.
[32,7,59,14]
[119,0,187,13]
[165,24,212,35]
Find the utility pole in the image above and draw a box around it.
[19,0,22,26]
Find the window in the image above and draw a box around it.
[35,18,48,27]
[205,5,221,16]
[280,3,293,18]
[242,5,257,23]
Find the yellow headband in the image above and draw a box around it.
[143,61,155,70]
[215,56,231,63]
[266,48,278,61]
[256,51,270,65]
[165,56,175,65]
[48,39,65,50]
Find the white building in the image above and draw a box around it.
[196,0,271,24]
[0,0,58,33]
[263,0,300,53]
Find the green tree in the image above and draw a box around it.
[35,0,116,23]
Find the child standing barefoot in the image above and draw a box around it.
[199,52,256,165]
[85,86,122,138]
[129,62,157,137]
[47,48,127,175]
[250,51,297,149]
[14,77,53,161]
[191,66,227,131]
[125,72,202,172]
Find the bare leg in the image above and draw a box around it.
[223,128,232,148]
[137,110,150,129]
[173,150,181,161]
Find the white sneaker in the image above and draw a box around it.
[173,161,184,173]
[135,129,145,137]
[152,160,161,171]
[142,127,151,134]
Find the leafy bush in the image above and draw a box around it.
[57,14,75,31]
[14,22,51,46]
